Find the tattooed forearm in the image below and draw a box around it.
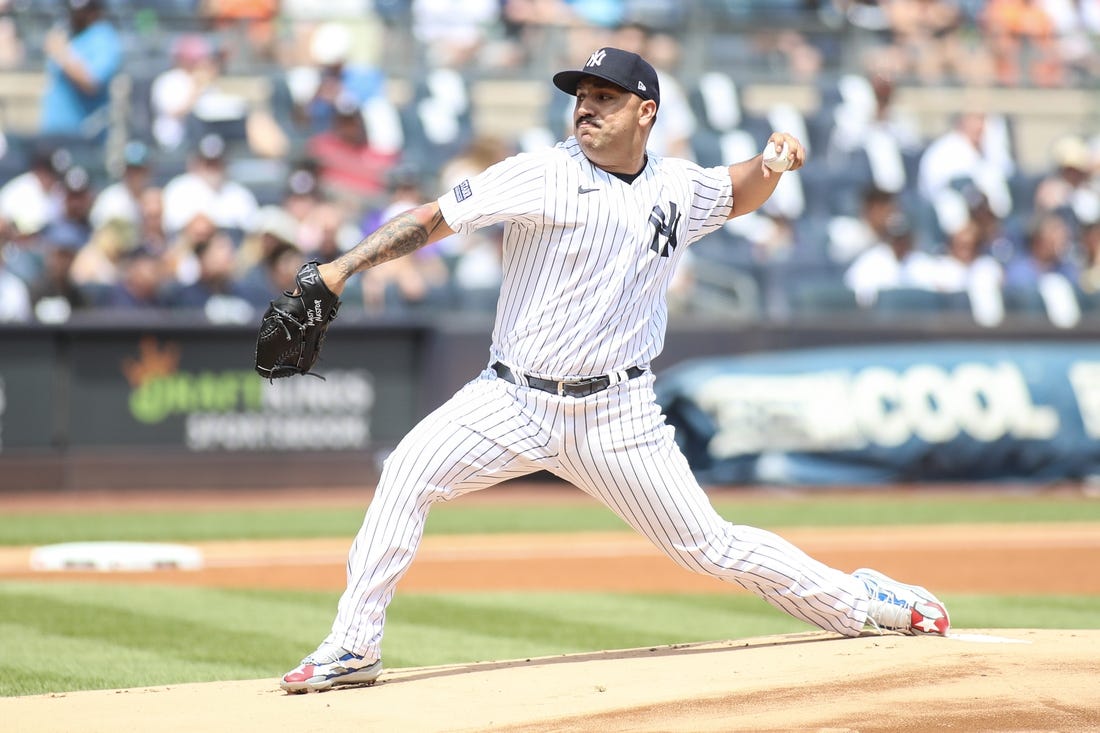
[332,205,448,281]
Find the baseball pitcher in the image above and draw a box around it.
[263,47,950,693]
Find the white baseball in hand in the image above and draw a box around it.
[762,141,791,172]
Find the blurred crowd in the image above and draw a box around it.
[0,0,1099,327]
[836,0,1100,87]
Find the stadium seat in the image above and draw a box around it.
[36,133,109,185]
[185,114,250,155]
[873,287,970,319]
[628,0,688,28]
[767,103,811,155]
[1002,285,1048,319]
[226,157,289,207]
[758,260,845,319]
[690,128,724,168]
[121,67,166,145]
[361,96,405,157]
[1009,171,1042,212]
[149,147,189,187]
[792,211,833,262]
[686,259,763,319]
[1002,279,1081,328]
[804,106,835,156]
[266,70,321,151]
[690,71,744,134]
[822,146,875,218]
[1078,289,1100,318]
[399,68,474,171]
[788,279,860,315]
[373,0,413,25]
[690,227,757,269]
[0,132,28,187]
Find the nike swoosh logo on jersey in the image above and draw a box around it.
[578,186,600,194]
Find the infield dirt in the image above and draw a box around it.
[3,628,1098,732]
[2,485,1098,731]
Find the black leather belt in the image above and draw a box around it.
[491,362,645,398]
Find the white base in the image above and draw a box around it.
[30,542,204,572]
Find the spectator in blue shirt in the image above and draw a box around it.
[41,0,123,138]
[1004,212,1079,290]
[103,247,168,309]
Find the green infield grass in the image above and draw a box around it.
[1,581,1098,697]
[1,491,1098,546]
[2,491,1097,696]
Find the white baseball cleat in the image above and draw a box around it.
[280,642,382,693]
[854,567,951,636]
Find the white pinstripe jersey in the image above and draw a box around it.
[438,136,733,379]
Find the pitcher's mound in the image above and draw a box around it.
[5,629,1098,732]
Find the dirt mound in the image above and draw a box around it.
[4,629,1097,732]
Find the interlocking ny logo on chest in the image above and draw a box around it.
[649,202,681,257]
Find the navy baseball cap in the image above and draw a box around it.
[553,47,660,108]
[123,140,150,168]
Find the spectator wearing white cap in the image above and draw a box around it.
[1033,134,1099,229]
[160,133,259,236]
[284,21,385,137]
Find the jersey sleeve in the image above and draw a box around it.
[683,163,734,247]
[437,151,545,234]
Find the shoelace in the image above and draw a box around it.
[866,598,911,633]
[304,642,353,665]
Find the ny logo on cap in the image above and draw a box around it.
[586,49,607,68]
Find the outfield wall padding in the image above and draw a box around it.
[2,313,1098,490]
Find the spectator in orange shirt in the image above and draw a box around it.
[883,0,972,84]
[201,0,278,59]
[983,0,1064,85]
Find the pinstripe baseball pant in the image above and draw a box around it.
[326,369,870,659]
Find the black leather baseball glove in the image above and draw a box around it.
[254,261,341,380]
